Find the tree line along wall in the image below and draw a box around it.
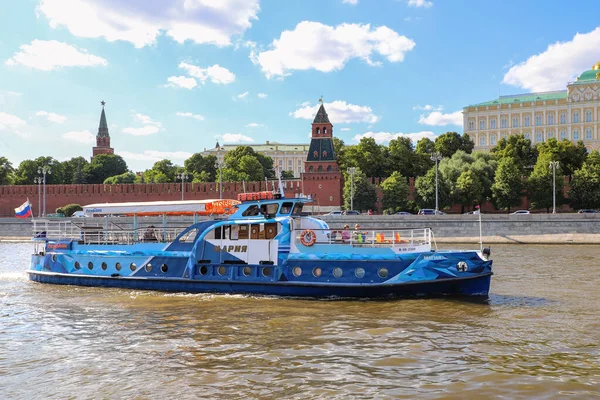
[0,180,305,217]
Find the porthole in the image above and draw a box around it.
[88,261,93,270]
[262,267,271,277]
[313,267,322,277]
[199,265,208,275]
[378,268,389,278]
[52,254,57,263]
[115,262,121,271]
[355,268,365,279]
[333,267,343,278]
[74,261,81,270]
[217,266,226,276]
[145,263,152,272]
[243,266,252,276]
[292,266,302,277]
[130,263,137,271]
[161,264,169,273]
[101,262,107,271]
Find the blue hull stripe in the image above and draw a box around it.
[27,271,492,298]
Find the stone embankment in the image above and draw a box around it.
[1,214,599,244]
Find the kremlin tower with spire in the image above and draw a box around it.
[92,101,114,160]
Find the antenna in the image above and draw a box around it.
[478,205,483,251]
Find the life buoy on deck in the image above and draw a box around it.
[300,229,317,246]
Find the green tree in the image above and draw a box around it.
[13,156,64,185]
[434,132,474,158]
[381,171,410,212]
[415,137,435,155]
[184,153,217,182]
[527,148,565,212]
[492,157,525,212]
[55,203,83,217]
[388,137,417,178]
[61,156,89,184]
[414,167,452,210]
[83,154,128,184]
[104,172,137,184]
[222,155,264,182]
[568,151,600,210]
[0,156,14,185]
[491,134,537,174]
[342,137,389,178]
[145,159,180,183]
[455,169,484,212]
[343,168,377,211]
[281,170,295,179]
[223,146,274,179]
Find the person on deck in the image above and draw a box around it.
[144,225,157,242]
[342,224,351,242]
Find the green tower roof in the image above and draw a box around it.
[97,102,109,138]
[312,103,331,124]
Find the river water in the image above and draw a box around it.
[1,242,599,399]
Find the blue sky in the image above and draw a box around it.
[1,0,599,172]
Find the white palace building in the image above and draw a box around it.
[464,62,600,152]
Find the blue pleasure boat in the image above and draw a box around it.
[27,193,493,298]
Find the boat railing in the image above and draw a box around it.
[32,219,192,245]
[293,227,434,249]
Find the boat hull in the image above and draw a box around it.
[26,270,492,299]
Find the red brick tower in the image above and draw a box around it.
[302,101,343,209]
[92,100,114,160]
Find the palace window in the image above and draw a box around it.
[548,114,554,125]
[469,121,474,131]
[560,130,567,140]
[524,132,530,140]
[502,133,508,140]
[560,113,566,124]
[573,129,580,140]
[501,118,507,128]
[524,116,530,127]
[490,134,497,146]
[479,136,486,146]
[548,130,554,138]
[586,110,592,122]
[536,132,543,143]
[479,120,485,130]
[512,117,519,128]
[535,115,542,126]
[586,128,592,139]
[573,112,580,123]
[490,119,496,129]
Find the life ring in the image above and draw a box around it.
[300,229,317,246]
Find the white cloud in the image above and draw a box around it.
[36,110,67,124]
[134,113,161,127]
[0,112,29,137]
[176,112,204,121]
[37,0,260,48]
[418,111,462,126]
[353,131,437,144]
[408,0,433,8]
[234,91,249,101]
[246,122,263,127]
[5,40,107,71]
[413,104,442,111]
[62,130,95,144]
[120,150,193,162]
[219,133,254,143]
[165,76,198,90]
[342,0,358,4]
[257,93,268,99]
[291,100,379,124]
[340,127,351,131]
[179,62,236,84]
[252,21,415,78]
[503,27,600,92]
[123,113,162,135]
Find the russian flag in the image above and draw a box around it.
[15,199,33,219]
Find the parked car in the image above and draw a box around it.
[72,211,88,218]
[577,209,599,214]
[511,210,531,215]
[418,209,446,215]
[323,211,343,216]
[343,210,360,215]
[395,211,412,215]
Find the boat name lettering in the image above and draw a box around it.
[86,208,102,213]
[423,255,446,260]
[47,243,68,249]
[214,245,248,253]
[398,247,416,252]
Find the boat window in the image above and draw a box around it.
[355,268,365,279]
[242,205,261,217]
[292,266,302,277]
[161,264,168,273]
[280,202,293,215]
[333,267,343,278]
[238,225,249,239]
[217,266,227,276]
[145,264,152,272]
[101,262,107,270]
[130,263,136,271]
[378,268,388,278]
[74,261,81,270]
[214,226,223,239]
[262,267,271,277]
[115,262,121,271]
[292,203,304,216]
[88,262,93,270]
[264,203,278,215]
[179,228,198,243]
[230,224,240,240]
[313,267,322,277]
[52,254,57,262]
[199,265,208,275]
[243,266,252,276]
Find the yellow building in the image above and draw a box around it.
[464,62,600,152]
[201,141,309,177]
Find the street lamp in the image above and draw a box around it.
[347,167,357,211]
[430,152,443,212]
[549,161,559,214]
[176,172,189,201]
[37,166,51,217]
[33,176,43,217]
[215,159,224,199]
